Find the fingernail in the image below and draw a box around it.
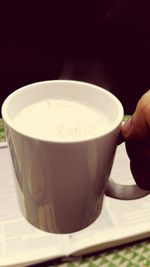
[121,117,132,134]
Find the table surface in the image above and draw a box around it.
[0,118,150,267]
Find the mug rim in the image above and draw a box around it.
[1,80,124,144]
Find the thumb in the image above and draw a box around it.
[121,90,150,140]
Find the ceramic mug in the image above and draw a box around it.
[1,80,149,233]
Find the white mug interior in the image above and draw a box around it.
[2,80,123,142]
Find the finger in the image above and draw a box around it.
[117,120,130,145]
[117,130,125,145]
[125,139,150,161]
[120,90,150,190]
[130,159,150,190]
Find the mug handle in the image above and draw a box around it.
[105,119,150,200]
[105,177,150,200]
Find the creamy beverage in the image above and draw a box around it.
[13,98,111,141]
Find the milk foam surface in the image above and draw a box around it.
[13,99,111,141]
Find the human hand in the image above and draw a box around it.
[121,90,150,190]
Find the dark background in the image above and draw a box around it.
[1,1,150,115]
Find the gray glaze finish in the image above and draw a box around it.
[6,123,118,233]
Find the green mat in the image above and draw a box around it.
[55,240,150,267]
[0,118,5,142]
